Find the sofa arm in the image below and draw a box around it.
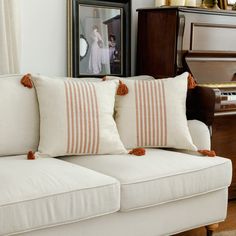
[187,120,211,150]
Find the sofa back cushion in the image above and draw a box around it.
[0,75,39,156]
[105,75,155,81]
[32,75,126,157]
[114,72,197,151]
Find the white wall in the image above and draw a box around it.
[131,0,154,75]
[20,0,67,76]
[20,0,154,76]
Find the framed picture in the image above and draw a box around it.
[67,0,131,77]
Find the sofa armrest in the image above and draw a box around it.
[188,120,211,150]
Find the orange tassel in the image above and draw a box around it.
[129,148,146,156]
[117,80,129,96]
[21,74,33,89]
[188,74,197,89]
[27,151,36,160]
[198,150,216,157]
[102,76,107,81]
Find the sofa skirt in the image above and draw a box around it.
[17,188,228,236]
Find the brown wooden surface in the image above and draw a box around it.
[206,223,219,232]
[175,200,236,236]
[186,87,216,126]
[137,9,178,78]
[212,115,236,200]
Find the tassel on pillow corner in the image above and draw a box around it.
[21,73,34,89]
[198,150,216,157]
[117,80,129,96]
[129,148,146,156]
[187,73,197,89]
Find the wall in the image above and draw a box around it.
[20,0,67,76]
[131,0,154,75]
[20,0,154,76]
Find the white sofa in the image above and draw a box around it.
[0,75,232,236]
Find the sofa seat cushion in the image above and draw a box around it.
[0,156,120,236]
[61,149,232,212]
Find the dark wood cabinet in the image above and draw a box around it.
[136,7,236,199]
[137,7,236,78]
[212,116,236,200]
[137,8,178,78]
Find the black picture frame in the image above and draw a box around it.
[67,0,131,77]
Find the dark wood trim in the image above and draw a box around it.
[136,6,236,17]
[186,51,236,57]
[191,22,236,29]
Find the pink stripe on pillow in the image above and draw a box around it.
[72,82,79,153]
[157,81,163,146]
[134,82,140,147]
[134,80,167,147]
[68,81,74,153]
[146,82,152,146]
[161,81,167,146]
[84,83,91,153]
[75,82,83,154]
[150,81,155,146]
[64,81,100,155]
[64,82,71,154]
[88,83,97,154]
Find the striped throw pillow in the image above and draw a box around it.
[115,72,197,151]
[32,75,126,157]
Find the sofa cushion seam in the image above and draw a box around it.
[0,182,119,207]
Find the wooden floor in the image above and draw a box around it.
[175,200,236,236]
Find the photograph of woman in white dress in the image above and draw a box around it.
[79,5,122,75]
[88,25,104,74]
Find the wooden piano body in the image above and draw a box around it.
[136,7,236,199]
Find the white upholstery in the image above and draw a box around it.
[19,189,228,236]
[62,149,232,212]
[188,119,211,150]
[0,74,232,236]
[0,75,39,156]
[0,155,120,236]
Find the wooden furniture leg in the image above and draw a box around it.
[206,223,219,236]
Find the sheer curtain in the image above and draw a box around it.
[0,0,20,74]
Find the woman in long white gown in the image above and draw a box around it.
[88,25,103,74]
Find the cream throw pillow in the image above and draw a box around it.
[115,72,197,151]
[32,75,126,157]
[0,75,39,156]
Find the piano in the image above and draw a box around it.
[136,6,236,199]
